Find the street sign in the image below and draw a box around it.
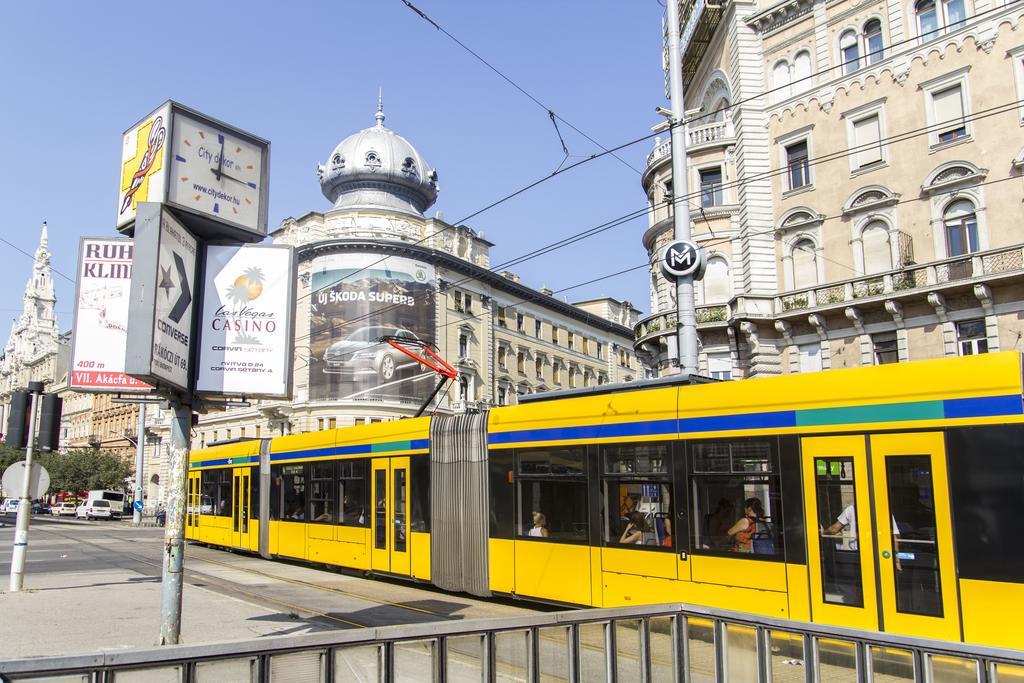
[2,462,50,500]
[125,203,199,393]
[661,239,706,280]
[70,237,153,393]
[195,244,296,399]
[133,500,144,512]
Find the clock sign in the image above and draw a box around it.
[117,101,269,243]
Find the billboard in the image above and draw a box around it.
[195,244,295,399]
[309,253,436,405]
[70,238,153,392]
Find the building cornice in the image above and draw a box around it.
[296,239,635,339]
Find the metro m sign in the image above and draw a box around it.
[661,239,706,280]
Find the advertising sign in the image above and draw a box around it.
[309,253,436,405]
[124,203,198,393]
[116,102,171,230]
[70,238,153,392]
[195,244,295,398]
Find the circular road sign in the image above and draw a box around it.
[661,239,703,279]
[2,461,50,500]
[134,500,144,512]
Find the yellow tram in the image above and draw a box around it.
[186,352,1024,649]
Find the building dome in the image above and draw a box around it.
[318,102,439,218]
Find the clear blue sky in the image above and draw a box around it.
[0,1,667,333]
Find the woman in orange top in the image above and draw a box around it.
[727,497,765,553]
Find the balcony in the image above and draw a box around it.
[646,120,736,169]
[775,245,1024,316]
[634,303,731,345]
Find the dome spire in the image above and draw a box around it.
[375,88,385,127]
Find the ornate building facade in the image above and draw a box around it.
[146,104,643,502]
[636,0,1024,377]
[0,224,66,430]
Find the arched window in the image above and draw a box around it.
[862,221,892,274]
[840,30,860,74]
[864,19,884,63]
[917,0,965,39]
[793,51,812,91]
[944,199,979,256]
[702,256,731,304]
[772,60,792,101]
[792,239,819,289]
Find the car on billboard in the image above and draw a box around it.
[323,326,422,382]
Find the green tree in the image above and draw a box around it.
[43,450,132,495]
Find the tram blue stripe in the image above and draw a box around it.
[488,418,677,445]
[943,394,1023,419]
[190,455,258,468]
[678,410,797,433]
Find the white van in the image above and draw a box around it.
[84,491,125,519]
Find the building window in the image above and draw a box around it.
[226,429,232,441]
[255,425,261,438]
[517,352,526,374]
[497,386,507,406]
[551,326,559,345]
[497,306,507,327]
[567,332,574,351]
[702,256,731,304]
[851,113,884,168]
[535,356,543,379]
[498,345,508,370]
[793,50,812,92]
[458,375,470,401]
[708,352,732,380]
[454,291,463,313]
[553,362,562,385]
[873,332,899,364]
[862,221,893,274]
[772,60,792,102]
[535,320,542,338]
[602,442,673,549]
[598,373,607,385]
[690,439,784,557]
[516,313,525,332]
[917,0,965,40]
[864,19,884,63]
[840,30,860,73]
[464,294,473,315]
[957,319,989,355]
[582,337,590,355]
[568,367,577,389]
[517,446,588,542]
[700,168,723,208]
[797,343,822,373]
[930,83,968,144]
[583,371,591,388]
[596,342,604,360]
[944,199,979,256]
[786,140,810,190]
[458,333,468,357]
[792,238,819,289]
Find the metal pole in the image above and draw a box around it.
[666,0,699,375]
[158,401,191,645]
[133,403,146,526]
[9,387,41,592]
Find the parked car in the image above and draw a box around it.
[76,500,114,520]
[51,502,78,517]
[3,499,19,514]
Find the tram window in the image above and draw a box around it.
[601,443,673,549]
[886,455,943,617]
[250,473,260,519]
[270,464,306,521]
[489,451,515,539]
[201,469,232,517]
[410,455,430,532]
[690,440,784,558]
[814,457,864,607]
[517,446,588,542]
[310,462,336,524]
[947,426,1024,583]
[338,460,369,527]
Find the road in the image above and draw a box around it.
[0,513,540,658]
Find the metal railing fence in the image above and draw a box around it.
[1,601,1022,682]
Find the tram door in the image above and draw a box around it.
[231,467,254,550]
[186,471,201,540]
[370,457,411,576]
[802,433,960,641]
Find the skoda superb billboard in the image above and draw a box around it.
[309,253,436,404]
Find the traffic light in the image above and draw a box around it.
[5,390,30,449]
[37,393,63,452]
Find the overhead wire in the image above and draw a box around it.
[291,94,1024,347]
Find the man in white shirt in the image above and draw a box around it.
[825,504,902,570]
